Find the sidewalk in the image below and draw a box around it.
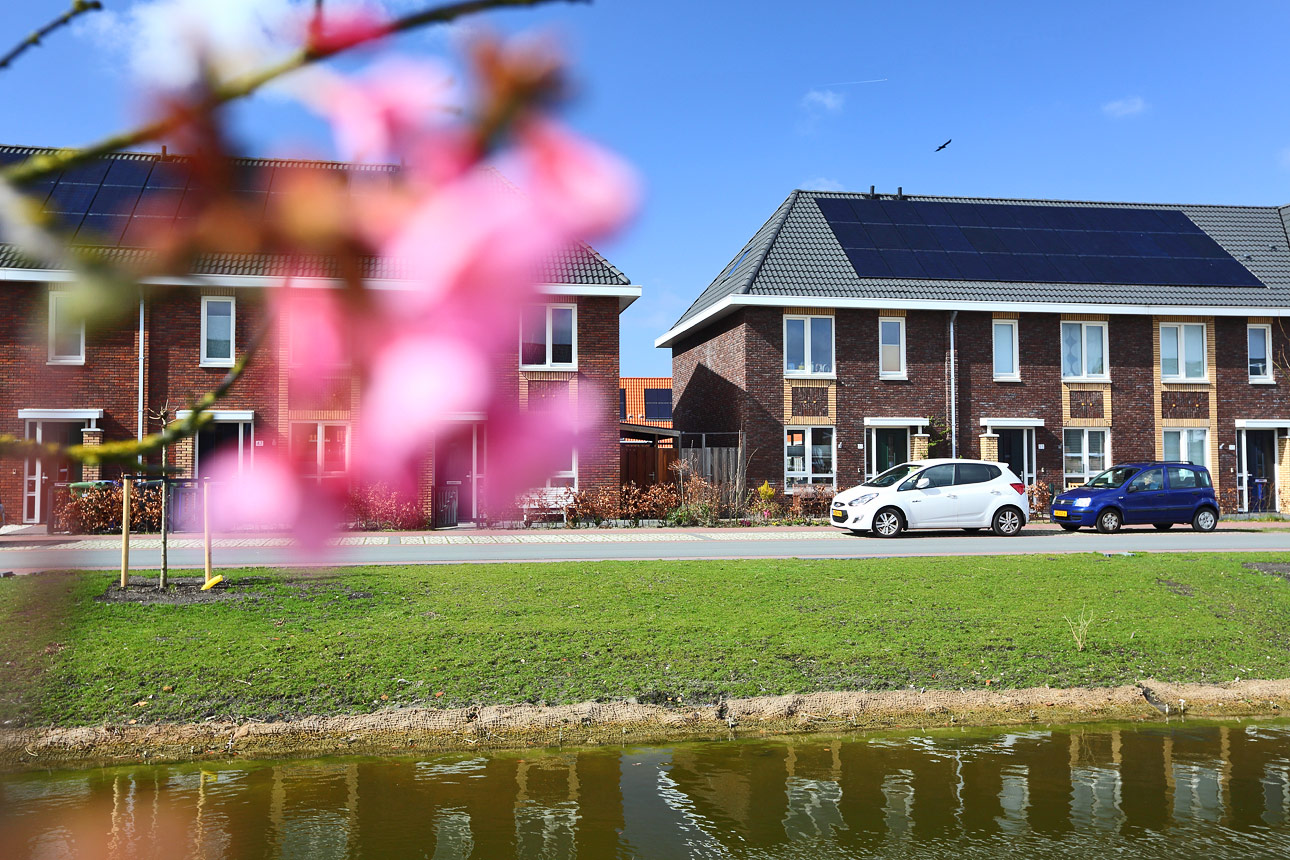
[3,518,1288,551]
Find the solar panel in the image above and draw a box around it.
[814,196,1264,288]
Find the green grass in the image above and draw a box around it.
[2,553,1289,727]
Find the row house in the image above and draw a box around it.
[0,146,639,525]
[660,190,1290,512]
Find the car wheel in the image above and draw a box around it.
[1095,508,1122,534]
[1059,523,1080,532]
[871,508,904,538]
[1192,508,1218,532]
[1152,523,1173,531]
[991,506,1023,536]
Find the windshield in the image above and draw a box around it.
[864,463,921,488]
[1083,466,1138,489]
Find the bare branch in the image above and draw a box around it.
[1,0,584,186]
[0,1,104,72]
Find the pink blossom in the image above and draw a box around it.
[519,118,639,240]
[206,451,341,554]
[304,6,391,55]
[273,281,348,398]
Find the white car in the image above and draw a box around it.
[830,459,1029,537]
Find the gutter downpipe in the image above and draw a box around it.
[137,295,145,455]
[948,310,958,459]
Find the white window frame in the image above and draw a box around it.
[545,447,578,490]
[783,314,835,378]
[200,296,236,368]
[519,303,578,371]
[878,317,907,380]
[1063,428,1110,486]
[291,421,350,484]
[1163,428,1208,467]
[1248,324,1275,384]
[47,290,85,365]
[992,319,1020,381]
[1159,322,1207,382]
[784,425,836,491]
[1060,321,1109,381]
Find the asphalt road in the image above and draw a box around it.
[2,525,1288,572]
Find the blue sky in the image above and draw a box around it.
[3,0,1290,375]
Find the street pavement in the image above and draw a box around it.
[2,522,1289,572]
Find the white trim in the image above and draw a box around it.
[1159,321,1208,382]
[863,416,929,428]
[545,447,578,490]
[1163,427,1209,468]
[878,316,906,379]
[992,318,1021,381]
[18,408,103,422]
[784,425,836,491]
[1062,427,1111,485]
[199,295,236,367]
[653,293,1290,348]
[47,290,85,365]
[1248,323,1275,383]
[782,313,835,378]
[980,417,1045,428]
[519,303,578,371]
[176,409,254,422]
[1234,419,1290,429]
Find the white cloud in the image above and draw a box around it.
[800,177,846,192]
[801,88,845,114]
[75,0,307,89]
[1102,96,1147,118]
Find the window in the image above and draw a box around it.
[643,388,672,421]
[201,297,235,367]
[785,426,834,489]
[992,319,1019,380]
[1167,465,1209,489]
[48,291,85,364]
[879,317,906,378]
[1160,322,1206,381]
[1064,428,1108,484]
[901,463,954,490]
[1060,321,1107,379]
[619,388,627,420]
[1127,468,1164,493]
[784,315,833,376]
[520,304,576,369]
[546,446,577,489]
[1163,428,1207,466]
[1249,324,1274,382]
[291,422,349,485]
[955,462,1001,484]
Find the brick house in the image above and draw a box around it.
[659,190,1290,513]
[0,146,639,525]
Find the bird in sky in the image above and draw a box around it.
[934,139,952,152]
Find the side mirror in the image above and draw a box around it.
[916,477,931,490]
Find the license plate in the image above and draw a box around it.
[831,510,846,522]
[1054,509,1067,518]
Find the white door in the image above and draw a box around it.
[905,464,958,527]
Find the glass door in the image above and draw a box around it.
[868,428,909,479]
[1238,429,1276,513]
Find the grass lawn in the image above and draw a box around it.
[2,553,1289,727]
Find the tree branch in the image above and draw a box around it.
[0,1,103,72]
[1,0,583,186]
[0,316,273,469]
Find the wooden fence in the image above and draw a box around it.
[620,445,678,488]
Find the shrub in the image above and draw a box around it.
[1027,482,1053,519]
[788,484,836,518]
[565,484,620,526]
[57,483,164,534]
[347,483,426,531]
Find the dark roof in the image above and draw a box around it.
[0,145,630,286]
[669,189,1290,334]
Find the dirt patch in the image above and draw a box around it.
[1156,577,1195,597]
[94,576,260,606]
[3,678,1287,773]
[1244,562,1290,582]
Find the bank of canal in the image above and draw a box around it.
[3,720,1290,858]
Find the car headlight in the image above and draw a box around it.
[849,493,878,506]
[1074,497,1093,508]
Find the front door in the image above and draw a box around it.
[437,424,481,521]
[23,420,84,523]
[1240,430,1276,513]
[996,428,1035,486]
[871,428,909,478]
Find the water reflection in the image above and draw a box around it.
[3,722,1290,858]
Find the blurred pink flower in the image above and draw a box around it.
[274,280,348,398]
[519,119,639,238]
[206,451,340,553]
[304,5,391,54]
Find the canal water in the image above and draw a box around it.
[3,721,1289,858]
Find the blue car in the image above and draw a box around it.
[1050,462,1219,533]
